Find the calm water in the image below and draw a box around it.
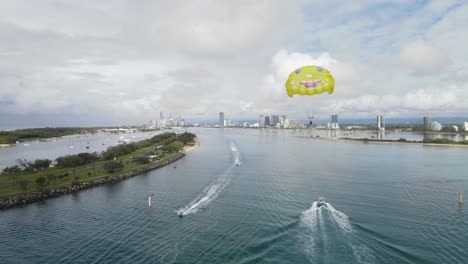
[1,128,467,263]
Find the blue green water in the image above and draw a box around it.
[1,128,467,263]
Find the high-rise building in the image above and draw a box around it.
[331,114,338,124]
[259,115,265,127]
[280,115,289,128]
[175,116,182,126]
[328,114,339,129]
[265,116,270,126]
[377,115,385,130]
[219,112,225,127]
[423,116,432,130]
[326,123,340,129]
[431,121,442,131]
[160,112,164,120]
[271,115,280,127]
[464,122,468,132]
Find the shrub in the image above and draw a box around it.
[32,159,52,170]
[56,153,99,167]
[16,159,33,172]
[177,132,196,144]
[135,140,152,148]
[71,175,81,186]
[104,161,124,173]
[35,176,47,191]
[149,132,176,144]
[163,141,184,152]
[77,153,99,163]
[133,156,150,164]
[102,144,138,160]
[46,174,56,184]
[19,179,29,193]
[2,165,22,175]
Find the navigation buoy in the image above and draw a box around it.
[460,192,463,205]
[148,193,154,207]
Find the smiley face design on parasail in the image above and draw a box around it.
[285,65,335,97]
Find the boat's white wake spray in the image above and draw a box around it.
[300,200,374,263]
[326,203,352,232]
[230,142,240,165]
[301,200,352,232]
[177,142,240,216]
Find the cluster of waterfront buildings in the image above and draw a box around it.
[218,112,468,132]
[421,116,468,132]
[218,112,305,129]
[147,112,187,128]
[144,111,468,132]
[218,112,370,130]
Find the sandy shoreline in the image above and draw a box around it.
[0,144,11,148]
[183,138,199,152]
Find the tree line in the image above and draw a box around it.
[0,127,97,144]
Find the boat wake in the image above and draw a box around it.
[302,202,351,233]
[177,142,240,216]
[327,203,352,233]
[300,201,374,263]
[231,142,240,165]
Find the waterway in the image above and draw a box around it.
[1,128,467,263]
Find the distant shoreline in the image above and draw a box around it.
[308,136,468,148]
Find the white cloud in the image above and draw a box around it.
[322,86,468,115]
[400,40,450,75]
[1,0,468,127]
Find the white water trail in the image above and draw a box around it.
[177,142,240,216]
[318,205,329,259]
[302,202,351,233]
[301,202,319,229]
[301,201,374,263]
[230,142,240,165]
[301,201,352,259]
[327,203,352,233]
[300,202,319,256]
[351,245,376,264]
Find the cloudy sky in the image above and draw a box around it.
[0,0,467,127]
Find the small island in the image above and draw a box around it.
[0,132,197,210]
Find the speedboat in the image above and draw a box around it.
[317,197,327,208]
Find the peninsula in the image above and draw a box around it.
[0,132,197,210]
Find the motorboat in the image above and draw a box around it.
[317,197,327,208]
